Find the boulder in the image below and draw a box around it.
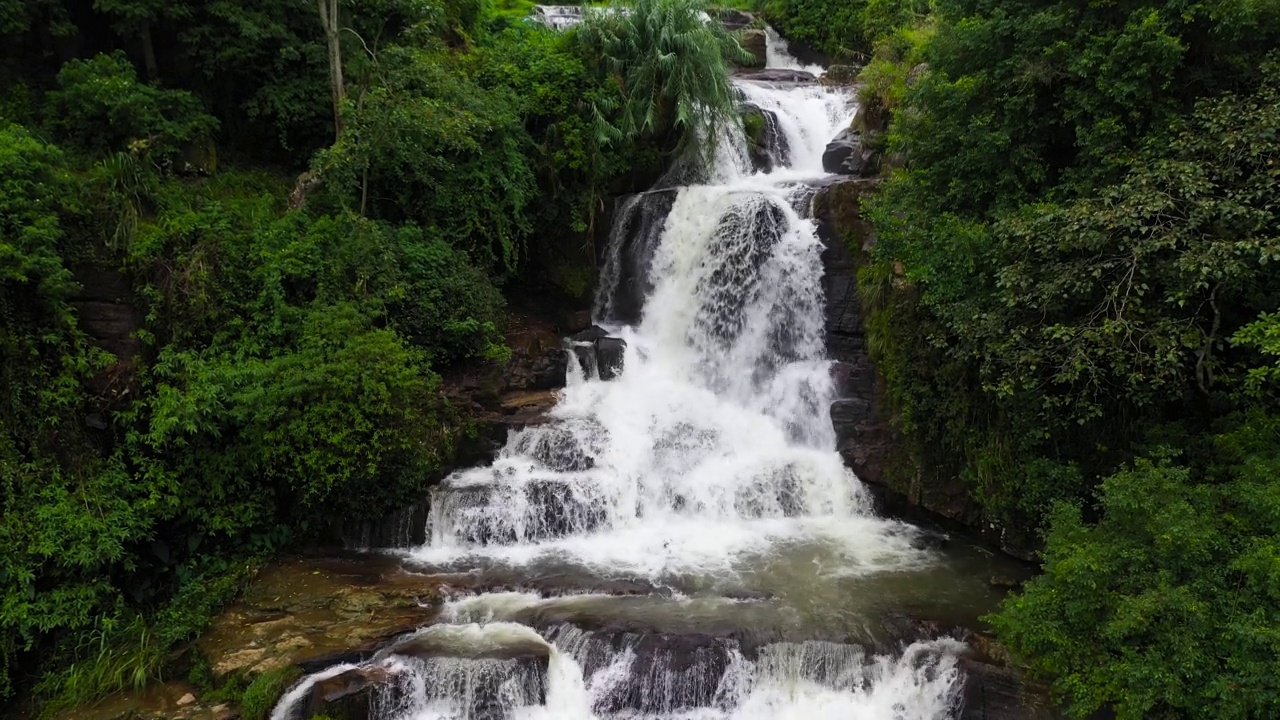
[568,326,627,381]
[821,127,879,177]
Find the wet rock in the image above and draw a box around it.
[176,693,196,706]
[571,325,610,343]
[386,634,551,663]
[545,626,736,715]
[821,127,879,177]
[810,178,901,493]
[568,326,628,381]
[736,68,817,84]
[341,500,429,550]
[197,556,445,681]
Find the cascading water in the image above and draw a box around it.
[274,32,1022,720]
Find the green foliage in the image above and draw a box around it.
[240,666,303,720]
[857,1,1280,713]
[762,0,868,59]
[134,304,453,535]
[761,0,927,59]
[315,44,537,275]
[1233,313,1280,399]
[574,0,753,163]
[856,19,933,111]
[47,52,217,161]
[893,0,1280,215]
[991,414,1280,719]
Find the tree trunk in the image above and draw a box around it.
[140,22,159,80]
[318,0,345,137]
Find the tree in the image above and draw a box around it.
[990,415,1280,719]
[93,0,191,79]
[573,0,753,163]
[317,0,345,136]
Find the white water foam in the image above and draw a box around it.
[287,38,972,720]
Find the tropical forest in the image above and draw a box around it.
[1,0,1278,718]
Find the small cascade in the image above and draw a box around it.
[530,5,589,30]
[276,22,1021,720]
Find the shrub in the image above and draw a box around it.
[47,52,217,161]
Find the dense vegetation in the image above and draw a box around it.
[763,0,1280,716]
[0,0,747,712]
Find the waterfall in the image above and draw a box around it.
[275,27,980,720]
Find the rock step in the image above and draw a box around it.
[568,325,627,381]
[302,623,1044,720]
[428,476,613,546]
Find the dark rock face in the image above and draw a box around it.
[596,337,626,380]
[958,658,1057,720]
[811,179,896,491]
[69,267,141,364]
[812,178,1041,560]
[822,127,880,177]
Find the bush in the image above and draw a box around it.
[313,45,536,276]
[240,666,303,720]
[47,52,217,161]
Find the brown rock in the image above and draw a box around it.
[176,693,197,706]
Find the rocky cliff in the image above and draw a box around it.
[811,175,1038,559]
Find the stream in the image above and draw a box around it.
[273,29,1028,720]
